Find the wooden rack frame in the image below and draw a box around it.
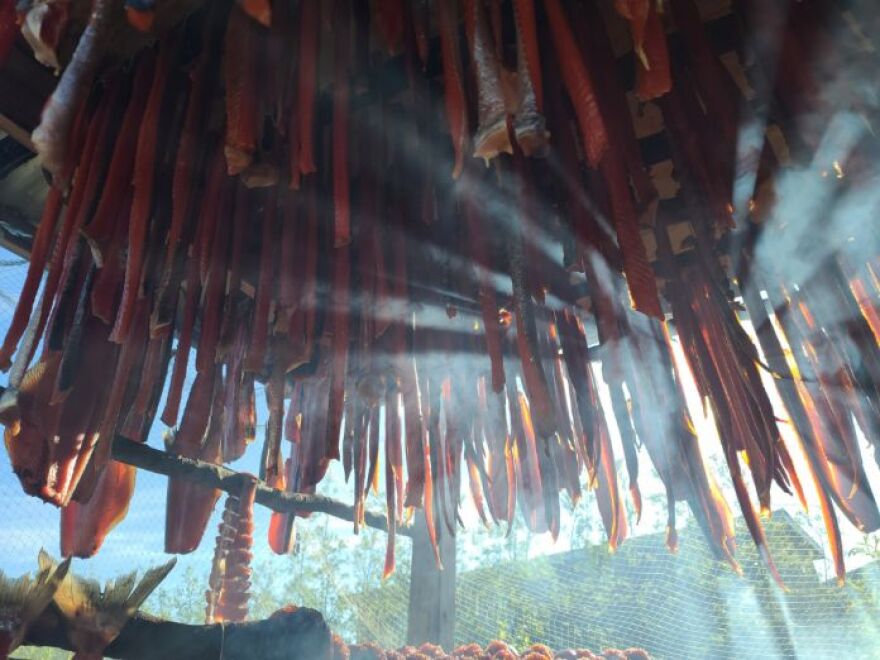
[111,435,407,536]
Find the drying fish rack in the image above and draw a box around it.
[1,0,880,657]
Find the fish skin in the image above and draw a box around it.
[326,244,351,463]
[542,0,607,167]
[31,0,111,180]
[464,0,512,162]
[600,149,663,318]
[512,0,549,156]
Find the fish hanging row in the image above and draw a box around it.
[0,0,879,596]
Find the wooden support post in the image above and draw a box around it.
[405,510,456,651]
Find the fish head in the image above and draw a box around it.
[4,423,48,498]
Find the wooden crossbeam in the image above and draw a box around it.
[0,380,401,536]
[110,436,408,537]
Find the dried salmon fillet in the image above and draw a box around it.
[512,0,548,155]
[332,0,352,247]
[111,40,177,343]
[637,3,671,101]
[543,0,607,167]
[296,0,320,178]
[0,187,64,370]
[61,460,135,558]
[224,6,258,175]
[437,0,468,179]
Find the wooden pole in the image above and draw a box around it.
[110,436,409,537]
[405,510,456,650]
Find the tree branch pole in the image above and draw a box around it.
[110,435,409,537]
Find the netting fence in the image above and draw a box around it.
[352,511,880,659]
